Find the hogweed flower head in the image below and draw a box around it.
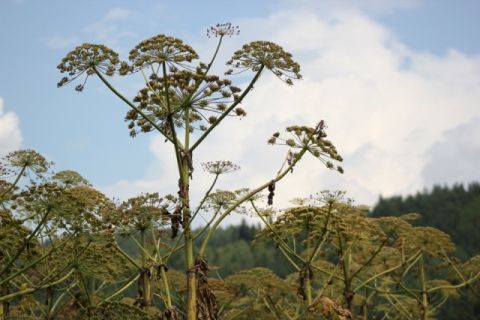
[226,41,302,85]
[52,170,91,188]
[205,188,250,213]
[207,23,239,38]
[113,192,177,233]
[268,121,344,174]
[57,44,120,91]
[128,34,198,72]
[125,66,244,137]
[15,182,63,213]
[202,161,240,175]
[50,186,115,233]
[2,149,52,177]
[206,190,237,210]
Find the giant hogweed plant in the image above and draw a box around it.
[55,23,343,319]
[0,151,135,319]
[0,153,479,319]
[250,193,480,319]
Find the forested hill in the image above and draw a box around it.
[370,182,480,259]
[370,183,480,320]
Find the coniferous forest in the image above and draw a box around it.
[1,23,479,320]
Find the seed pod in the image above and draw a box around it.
[267,180,275,206]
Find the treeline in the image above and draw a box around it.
[371,182,480,259]
[370,182,480,320]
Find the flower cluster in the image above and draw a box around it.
[52,186,115,234]
[113,193,177,233]
[205,188,250,213]
[207,23,239,38]
[205,190,238,210]
[125,66,244,137]
[268,121,343,174]
[13,182,63,213]
[201,160,239,175]
[403,226,455,257]
[226,41,302,84]
[127,34,198,72]
[57,44,120,91]
[2,149,52,177]
[52,170,91,188]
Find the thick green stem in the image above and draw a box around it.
[337,233,354,315]
[420,254,429,320]
[305,223,313,308]
[161,62,184,180]
[182,158,195,319]
[150,229,172,309]
[139,231,153,307]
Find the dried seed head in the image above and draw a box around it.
[2,149,52,176]
[269,121,344,174]
[52,170,91,188]
[267,180,275,206]
[114,193,177,232]
[57,44,120,90]
[207,23,240,38]
[227,41,302,84]
[128,34,198,71]
[202,161,240,175]
[125,68,243,137]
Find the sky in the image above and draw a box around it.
[1,0,480,225]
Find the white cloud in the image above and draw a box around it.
[422,117,480,187]
[0,97,22,155]
[102,6,480,224]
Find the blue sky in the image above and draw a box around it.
[1,0,480,221]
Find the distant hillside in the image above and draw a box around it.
[370,182,480,320]
[370,182,480,258]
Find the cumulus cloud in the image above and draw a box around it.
[102,6,480,225]
[422,117,480,187]
[0,97,22,155]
